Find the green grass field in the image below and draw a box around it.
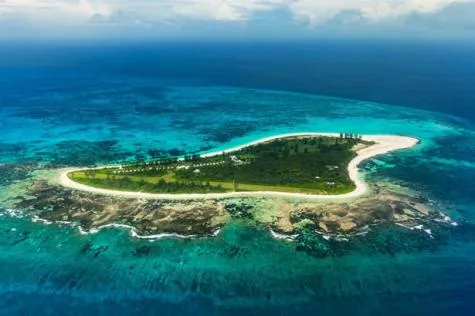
[68,135,365,195]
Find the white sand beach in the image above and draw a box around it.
[58,133,419,200]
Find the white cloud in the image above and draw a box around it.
[171,0,248,21]
[289,0,464,24]
[0,0,288,27]
[404,1,475,30]
[0,0,474,36]
[0,0,111,25]
[169,0,287,21]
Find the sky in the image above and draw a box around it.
[1,0,475,39]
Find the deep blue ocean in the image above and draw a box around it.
[1,40,475,315]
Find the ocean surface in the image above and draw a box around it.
[1,40,475,315]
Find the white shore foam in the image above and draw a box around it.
[76,222,200,240]
[31,216,53,225]
[395,223,434,237]
[58,133,419,201]
[270,229,298,241]
[433,212,459,226]
[28,213,221,240]
[5,208,25,218]
[130,230,197,240]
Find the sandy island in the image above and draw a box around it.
[58,133,419,200]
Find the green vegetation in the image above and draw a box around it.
[68,135,369,195]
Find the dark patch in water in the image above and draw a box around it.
[80,241,109,258]
[224,203,255,219]
[295,221,475,259]
[201,123,256,143]
[0,142,28,158]
[43,140,131,166]
[133,245,152,257]
[0,163,36,186]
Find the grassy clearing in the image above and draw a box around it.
[68,135,365,195]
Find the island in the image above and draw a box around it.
[60,133,419,200]
[7,132,452,251]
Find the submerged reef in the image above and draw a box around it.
[2,166,458,259]
[14,180,228,236]
[0,163,37,186]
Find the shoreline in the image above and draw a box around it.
[57,133,419,200]
[30,215,219,240]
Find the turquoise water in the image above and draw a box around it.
[1,44,475,315]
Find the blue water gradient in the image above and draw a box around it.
[1,42,475,315]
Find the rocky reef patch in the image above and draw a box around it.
[0,168,460,260]
[12,180,228,236]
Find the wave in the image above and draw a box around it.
[75,222,219,241]
[3,208,25,218]
[270,229,298,241]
